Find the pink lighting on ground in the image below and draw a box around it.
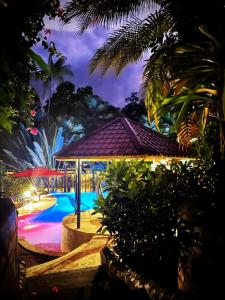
[23,224,40,230]
[18,213,62,253]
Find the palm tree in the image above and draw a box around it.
[63,0,225,160]
[63,0,180,137]
[30,43,74,115]
[63,0,175,85]
[44,43,74,114]
[62,1,197,131]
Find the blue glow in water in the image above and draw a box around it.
[30,192,97,223]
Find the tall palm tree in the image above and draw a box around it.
[44,44,74,114]
[30,43,74,114]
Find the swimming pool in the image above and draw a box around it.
[29,192,97,222]
[18,192,98,253]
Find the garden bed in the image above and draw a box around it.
[100,247,192,300]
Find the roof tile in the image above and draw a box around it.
[55,117,188,159]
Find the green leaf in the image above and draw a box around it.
[29,49,50,74]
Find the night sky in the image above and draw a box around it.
[32,8,145,108]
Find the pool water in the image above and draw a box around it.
[30,192,97,222]
[18,192,98,253]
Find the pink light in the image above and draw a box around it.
[23,224,40,230]
[18,213,62,253]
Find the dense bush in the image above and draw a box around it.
[94,159,224,289]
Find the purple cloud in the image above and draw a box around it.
[32,20,145,108]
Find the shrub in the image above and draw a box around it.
[94,159,224,289]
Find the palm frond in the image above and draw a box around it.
[3,123,67,172]
[33,142,47,166]
[39,128,52,168]
[142,33,179,88]
[145,79,169,131]
[64,0,158,30]
[90,10,173,75]
[29,49,50,75]
[52,127,64,154]
[3,149,24,169]
[20,160,34,169]
[25,146,43,166]
[177,114,199,149]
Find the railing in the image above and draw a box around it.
[46,171,97,193]
[66,194,93,219]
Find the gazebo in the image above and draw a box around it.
[54,117,190,228]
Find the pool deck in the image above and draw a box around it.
[17,194,56,216]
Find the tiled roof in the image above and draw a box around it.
[55,117,187,160]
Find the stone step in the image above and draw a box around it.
[23,266,99,299]
[22,265,149,300]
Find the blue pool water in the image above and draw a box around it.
[30,192,97,223]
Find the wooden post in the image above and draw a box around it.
[76,159,81,229]
[0,161,4,194]
[74,162,77,215]
[63,164,67,192]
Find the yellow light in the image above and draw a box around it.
[23,190,32,198]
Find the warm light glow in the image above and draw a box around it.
[33,195,39,201]
[151,162,158,171]
[23,190,32,198]
[23,224,40,230]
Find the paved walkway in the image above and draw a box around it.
[18,196,118,299]
[22,265,145,300]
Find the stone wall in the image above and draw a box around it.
[61,213,102,253]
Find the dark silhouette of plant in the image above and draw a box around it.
[48,82,121,136]
[95,158,225,297]
[121,92,147,124]
[0,0,60,131]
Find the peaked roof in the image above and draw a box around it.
[55,117,188,161]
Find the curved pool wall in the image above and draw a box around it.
[18,192,98,253]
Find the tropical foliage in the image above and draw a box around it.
[121,92,147,124]
[49,82,121,135]
[2,123,65,171]
[63,0,225,159]
[31,42,74,114]
[0,0,60,132]
[95,159,225,296]
[161,27,225,159]
[63,0,175,85]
